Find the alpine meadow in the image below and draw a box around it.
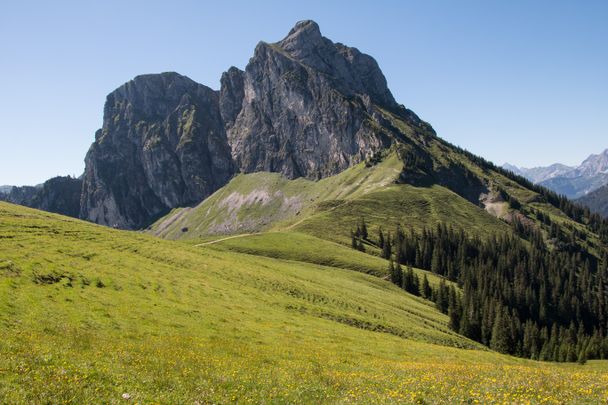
[2,7,608,405]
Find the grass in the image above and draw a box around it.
[151,150,513,250]
[294,184,511,245]
[207,231,448,287]
[150,150,404,239]
[2,202,608,403]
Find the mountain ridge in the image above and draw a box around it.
[504,148,608,198]
[78,20,432,229]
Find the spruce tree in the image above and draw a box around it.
[395,262,403,288]
[388,260,397,285]
[378,228,385,249]
[360,218,368,240]
[382,236,392,260]
[490,307,511,354]
[421,275,432,299]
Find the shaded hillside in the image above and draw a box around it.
[0,176,81,217]
[579,184,608,218]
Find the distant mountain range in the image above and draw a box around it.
[503,149,608,199]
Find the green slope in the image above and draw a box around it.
[150,149,404,239]
[203,231,447,287]
[152,140,605,262]
[151,150,511,243]
[3,202,608,403]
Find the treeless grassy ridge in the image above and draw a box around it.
[2,201,608,403]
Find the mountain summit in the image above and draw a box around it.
[79,20,430,229]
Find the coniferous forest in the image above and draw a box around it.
[352,217,608,363]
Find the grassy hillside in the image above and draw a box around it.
[151,150,514,245]
[152,139,604,258]
[150,150,404,239]
[293,184,510,245]
[203,231,447,287]
[3,202,608,403]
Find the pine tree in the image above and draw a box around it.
[378,228,385,249]
[490,307,511,354]
[388,260,397,285]
[435,279,449,313]
[448,286,461,330]
[395,262,403,288]
[421,275,432,299]
[431,247,441,275]
[382,235,392,260]
[578,348,588,364]
[360,218,368,240]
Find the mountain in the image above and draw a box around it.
[147,21,608,367]
[223,20,403,179]
[502,163,573,183]
[578,184,608,218]
[80,20,432,229]
[0,185,13,195]
[79,73,234,229]
[0,176,81,217]
[0,184,39,205]
[4,19,608,402]
[504,149,608,198]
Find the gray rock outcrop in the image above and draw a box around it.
[79,20,432,229]
[80,72,234,228]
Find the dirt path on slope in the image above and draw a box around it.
[194,233,258,246]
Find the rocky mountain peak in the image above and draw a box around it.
[104,72,210,125]
[578,148,608,177]
[268,20,397,110]
[79,21,427,229]
[81,72,234,229]
[280,20,323,49]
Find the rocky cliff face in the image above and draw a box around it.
[80,72,234,229]
[80,20,433,229]
[225,20,400,179]
[0,176,82,217]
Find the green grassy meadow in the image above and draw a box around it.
[2,201,608,403]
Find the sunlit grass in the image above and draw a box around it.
[1,201,608,403]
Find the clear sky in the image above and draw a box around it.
[1,0,606,185]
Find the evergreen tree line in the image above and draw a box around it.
[353,217,608,362]
[351,219,452,312]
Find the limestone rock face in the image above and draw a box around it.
[80,72,234,229]
[79,21,430,229]
[225,20,398,179]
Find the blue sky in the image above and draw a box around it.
[1,0,606,185]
